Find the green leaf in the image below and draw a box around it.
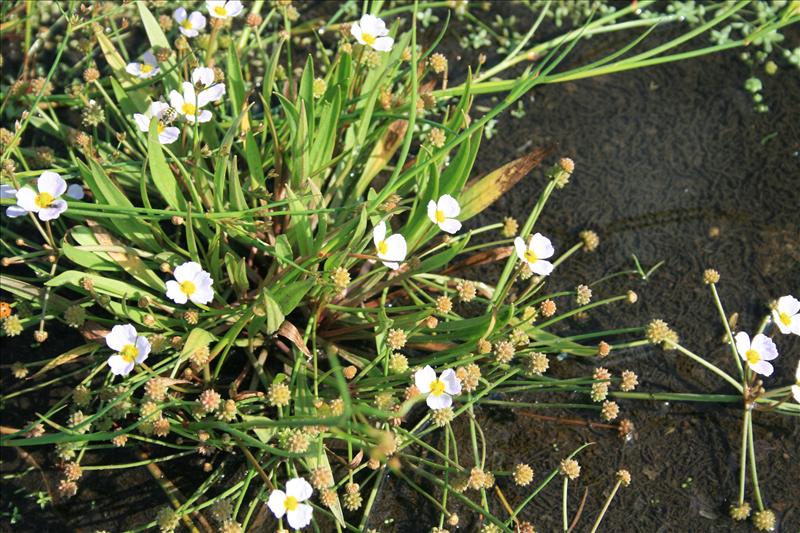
[179,328,217,360]
[46,271,162,303]
[459,146,552,220]
[261,291,285,335]
[148,119,187,210]
[136,2,180,89]
[76,160,159,250]
[224,252,249,297]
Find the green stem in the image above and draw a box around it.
[709,283,744,381]
[738,409,749,505]
[746,412,764,510]
[589,480,622,533]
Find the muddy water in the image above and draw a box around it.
[369,20,800,533]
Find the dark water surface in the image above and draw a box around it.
[371,19,800,533]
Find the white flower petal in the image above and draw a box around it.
[5,205,28,218]
[159,127,180,145]
[225,1,243,17]
[15,188,38,212]
[373,221,387,245]
[169,90,184,110]
[107,354,134,376]
[359,14,383,36]
[790,315,800,335]
[372,36,394,52]
[440,368,462,395]
[190,283,214,305]
[135,336,151,360]
[734,332,751,359]
[414,365,436,393]
[134,113,150,133]
[437,194,460,217]
[37,200,67,221]
[426,393,452,410]
[0,184,16,198]
[192,67,215,87]
[439,218,461,234]
[150,101,170,117]
[106,324,137,351]
[792,384,800,403]
[426,200,438,224]
[166,280,189,304]
[198,85,225,106]
[751,334,778,361]
[286,478,313,501]
[350,21,363,43]
[38,171,66,197]
[529,233,554,259]
[381,260,400,270]
[182,82,197,105]
[66,184,84,200]
[194,110,213,123]
[749,359,773,377]
[382,234,407,262]
[143,50,158,66]
[173,261,203,282]
[287,504,313,530]
[513,237,527,261]
[189,11,207,29]
[173,7,187,22]
[778,295,800,316]
[267,490,287,518]
[530,259,554,276]
[126,62,142,76]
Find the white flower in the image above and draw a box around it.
[173,8,206,37]
[267,477,313,530]
[133,102,180,145]
[772,295,800,335]
[206,0,243,19]
[5,172,83,221]
[166,261,214,305]
[372,221,407,270]
[792,361,800,404]
[351,14,394,52]
[414,365,461,410]
[427,194,462,234]
[105,324,150,377]
[125,50,160,79]
[169,82,214,123]
[735,332,779,377]
[191,67,226,103]
[513,233,555,276]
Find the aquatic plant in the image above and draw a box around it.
[1,1,797,531]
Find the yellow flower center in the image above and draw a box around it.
[523,249,538,264]
[429,378,445,396]
[779,312,792,326]
[157,122,165,134]
[180,280,196,296]
[140,63,153,74]
[745,349,761,365]
[34,191,55,208]
[214,6,227,16]
[435,209,446,223]
[120,343,139,363]
[377,240,388,255]
[182,102,197,116]
[284,496,299,511]
[362,32,377,46]
[182,19,194,29]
